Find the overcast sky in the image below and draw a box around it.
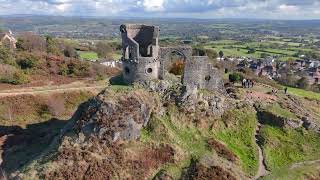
[0,0,320,19]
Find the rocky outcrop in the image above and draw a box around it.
[141,79,228,118]
[176,85,227,117]
[74,89,156,142]
[256,110,303,129]
[302,117,320,133]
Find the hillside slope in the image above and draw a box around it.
[6,81,320,180]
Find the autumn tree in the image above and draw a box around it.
[16,33,46,52]
[46,36,61,56]
[169,60,185,75]
[95,41,112,58]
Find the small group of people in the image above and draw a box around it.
[242,79,255,88]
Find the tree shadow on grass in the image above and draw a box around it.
[0,118,68,175]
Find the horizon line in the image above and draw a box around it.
[1,14,320,21]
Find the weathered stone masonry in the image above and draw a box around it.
[120,24,224,91]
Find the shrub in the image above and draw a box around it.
[58,62,69,76]
[0,46,16,66]
[229,73,241,83]
[169,60,185,75]
[64,44,77,58]
[95,41,112,58]
[58,59,90,77]
[12,71,29,84]
[17,55,40,69]
[0,70,29,85]
[247,48,256,54]
[205,49,218,60]
[46,36,62,56]
[0,64,29,85]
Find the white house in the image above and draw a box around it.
[0,31,17,49]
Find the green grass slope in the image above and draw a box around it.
[213,107,259,176]
[261,126,320,171]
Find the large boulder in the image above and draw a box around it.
[74,89,156,143]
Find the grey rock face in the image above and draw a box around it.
[74,90,154,143]
[302,117,320,133]
[176,85,198,106]
[285,119,303,129]
[175,85,227,117]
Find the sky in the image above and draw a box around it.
[0,0,320,20]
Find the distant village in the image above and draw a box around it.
[218,56,320,86]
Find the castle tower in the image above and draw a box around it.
[120,24,160,84]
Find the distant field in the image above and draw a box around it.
[78,51,98,60]
[205,38,316,61]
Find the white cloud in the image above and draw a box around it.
[0,0,319,19]
[55,3,71,11]
[142,0,164,12]
[279,4,299,12]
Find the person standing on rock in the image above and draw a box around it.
[242,79,247,88]
[284,87,288,94]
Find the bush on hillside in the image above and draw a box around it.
[229,73,241,83]
[95,41,112,58]
[0,64,29,85]
[46,36,62,56]
[17,55,40,70]
[64,44,77,58]
[0,46,16,66]
[58,59,90,77]
[16,33,47,52]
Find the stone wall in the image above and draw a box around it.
[122,59,160,84]
[183,56,208,88]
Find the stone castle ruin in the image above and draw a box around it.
[120,24,224,91]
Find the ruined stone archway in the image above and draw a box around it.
[158,46,192,80]
[165,50,186,76]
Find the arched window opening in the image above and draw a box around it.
[165,51,186,76]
